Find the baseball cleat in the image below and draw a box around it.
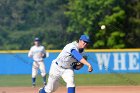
[38,88,47,93]
[32,83,36,88]
[44,82,46,86]
[38,88,42,93]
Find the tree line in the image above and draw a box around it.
[0,0,139,50]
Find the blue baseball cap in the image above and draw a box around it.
[34,37,40,41]
[80,35,90,43]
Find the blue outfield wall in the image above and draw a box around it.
[0,49,140,74]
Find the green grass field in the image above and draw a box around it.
[0,74,140,87]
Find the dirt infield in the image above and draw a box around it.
[0,86,140,93]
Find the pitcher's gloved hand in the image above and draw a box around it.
[72,62,84,70]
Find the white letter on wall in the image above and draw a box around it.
[128,53,139,70]
[113,53,126,70]
[96,53,110,70]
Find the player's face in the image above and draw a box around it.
[34,41,40,46]
[78,40,88,49]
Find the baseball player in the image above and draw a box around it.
[38,35,93,93]
[28,37,47,87]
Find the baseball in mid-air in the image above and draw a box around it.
[101,25,106,30]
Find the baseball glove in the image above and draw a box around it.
[72,62,84,70]
[72,55,87,70]
[42,53,46,58]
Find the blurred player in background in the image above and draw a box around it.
[38,35,93,93]
[28,37,47,87]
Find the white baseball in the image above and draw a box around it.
[101,25,106,30]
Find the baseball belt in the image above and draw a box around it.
[55,62,68,69]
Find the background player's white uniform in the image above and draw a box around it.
[28,43,47,87]
[44,41,84,92]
